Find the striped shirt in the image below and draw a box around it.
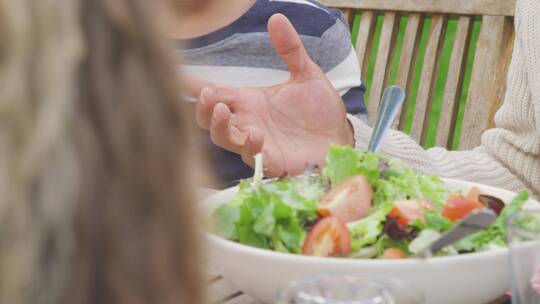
[178,0,366,187]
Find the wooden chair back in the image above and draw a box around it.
[321,0,516,149]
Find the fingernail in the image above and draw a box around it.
[201,87,216,98]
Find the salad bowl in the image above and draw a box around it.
[203,178,539,304]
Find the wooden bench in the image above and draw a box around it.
[321,0,516,150]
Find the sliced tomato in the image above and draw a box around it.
[382,248,406,259]
[301,217,351,257]
[387,200,433,228]
[442,194,486,222]
[317,175,373,223]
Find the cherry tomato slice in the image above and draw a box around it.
[442,194,486,222]
[317,175,373,223]
[382,248,407,259]
[301,217,351,257]
[387,200,433,228]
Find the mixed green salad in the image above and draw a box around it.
[210,146,537,259]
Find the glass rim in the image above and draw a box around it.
[275,273,425,304]
[276,274,386,300]
[506,209,540,241]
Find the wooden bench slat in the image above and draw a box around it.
[436,16,472,148]
[411,15,448,143]
[207,278,242,304]
[367,12,398,125]
[203,262,222,282]
[355,11,376,78]
[459,15,506,150]
[487,19,515,129]
[223,294,261,304]
[340,8,355,30]
[326,2,515,150]
[395,13,423,129]
[321,0,516,17]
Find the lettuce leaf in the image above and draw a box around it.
[211,202,241,240]
[513,213,540,234]
[374,160,449,208]
[211,178,318,253]
[496,190,529,229]
[425,210,454,232]
[453,225,505,252]
[408,229,441,254]
[323,145,381,186]
[323,145,361,186]
[324,146,449,208]
[348,203,394,252]
[454,191,530,252]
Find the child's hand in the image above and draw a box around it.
[183,14,353,177]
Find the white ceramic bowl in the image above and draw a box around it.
[203,179,539,304]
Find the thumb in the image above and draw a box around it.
[268,13,320,81]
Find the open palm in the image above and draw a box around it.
[185,14,353,177]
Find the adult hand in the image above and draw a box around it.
[185,14,354,177]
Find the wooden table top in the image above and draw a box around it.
[205,263,260,304]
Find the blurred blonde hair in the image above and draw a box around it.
[0,0,203,304]
[0,0,83,303]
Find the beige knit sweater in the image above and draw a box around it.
[348,0,540,199]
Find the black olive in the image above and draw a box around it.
[384,216,420,241]
[478,195,505,216]
[384,217,410,241]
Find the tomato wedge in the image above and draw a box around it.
[301,217,351,257]
[442,194,486,222]
[387,200,433,228]
[317,175,373,223]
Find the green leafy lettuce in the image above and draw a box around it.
[454,191,530,252]
[323,145,380,186]
[211,178,319,253]
[408,229,441,254]
[323,145,449,208]
[410,210,454,233]
[212,145,534,259]
[347,202,393,252]
[374,160,449,208]
[324,146,451,256]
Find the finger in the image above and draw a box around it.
[196,86,238,129]
[241,128,264,168]
[267,13,319,80]
[181,75,216,98]
[209,103,246,153]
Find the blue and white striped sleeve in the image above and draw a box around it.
[297,4,367,118]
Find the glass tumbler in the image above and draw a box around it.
[507,210,540,304]
[276,274,424,304]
